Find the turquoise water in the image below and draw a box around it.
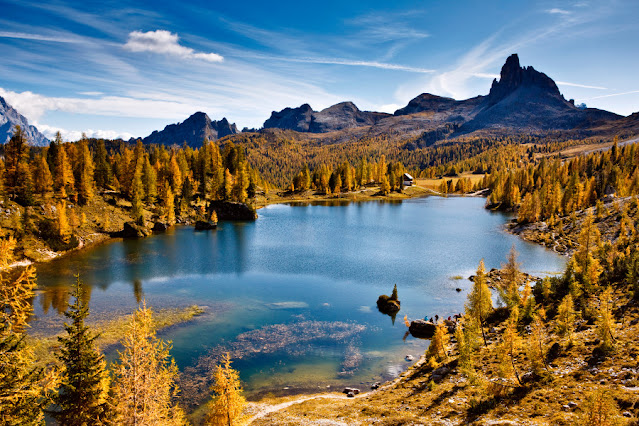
[33,196,565,396]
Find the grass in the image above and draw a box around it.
[248,288,639,425]
[27,304,205,367]
[416,173,486,192]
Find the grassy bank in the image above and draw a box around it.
[27,305,205,368]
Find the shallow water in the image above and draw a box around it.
[33,196,565,396]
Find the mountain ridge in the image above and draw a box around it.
[139,111,238,147]
[0,95,49,146]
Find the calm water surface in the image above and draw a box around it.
[33,196,565,396]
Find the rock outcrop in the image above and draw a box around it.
[0,96,49,146]
[140,112,238,147]
[208,201,257,221]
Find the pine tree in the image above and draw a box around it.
[498,306,522,386]
[499,246,522,308]
[556,293,576,343]
[574,211,602,294]
[94,139,111,190]
[223,169,233,201]
[163,182,176,225]
[206,353,246,426]
[526,308,549,377]
[76,138,95,205]
[425,322,449,367]
[465,259,493,346]
[1,236,58,423]
[455,315,480,384]
[54,137,75,199]
[130,157,145,224]
[58,202,71,244]
[33,154,54,195]
[51,276,110,425]
[596,287,616,352]
[112,302,186,425]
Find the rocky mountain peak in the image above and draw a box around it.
[487,53,562,104]
[0,95,49,146]
[140,111,238,147]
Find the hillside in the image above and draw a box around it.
[139,112,238,147]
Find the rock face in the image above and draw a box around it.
[141,112,238,147]
[208,201,257,221]
[393,93,459,116]
[263,102,389,133]
[0,96,49,146]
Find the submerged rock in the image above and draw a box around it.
[194,220,217,230]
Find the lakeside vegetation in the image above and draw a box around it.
[2,121,639,423]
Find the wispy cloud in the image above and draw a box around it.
[0,31,80,43]
[239,53,435,73]
[546,8,572,15]
[555,81,607,90]
[123,30,224,63]
[584,89,639,100]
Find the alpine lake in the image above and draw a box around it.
[31,196,566,401]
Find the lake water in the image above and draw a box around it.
[32,196,565,399]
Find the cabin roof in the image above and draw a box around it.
[403,173,414,180]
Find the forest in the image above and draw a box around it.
[2,124,639,423]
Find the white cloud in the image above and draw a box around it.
[0,87,201,122]
[123,30,223,63]
[78,91,104,96]
[377,103,402,113]
[547,8,571,15]
[36,123,134,142]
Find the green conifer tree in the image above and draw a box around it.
[51,276,110,425]
[465,259,493,346]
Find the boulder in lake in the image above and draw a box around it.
[152,222,168,233]
[409,319,436,339]
[194,220,217,230]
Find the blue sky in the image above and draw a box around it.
[0,0,638,140]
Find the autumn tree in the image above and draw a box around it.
[596,287,616,352]
[112,302,186,425]
[465,259,493,345]
[33,154,54,195]
[75,137,95,204]
[206,353,246,426]
[53,135,75,199]
[555,293,576,343]
[573,212,602,294]
[425,322,449,367]
[0,237,58,423]
[51,276,110,425]
[58,201,71,243]
[526,308,549,377]
[498,306,522,386]
[499,246,522,309]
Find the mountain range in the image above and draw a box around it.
[1,54,637,148]
[0,96,49,146]
[132,54,635,147]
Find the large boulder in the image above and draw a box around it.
[208,201,257,220]
[409,319,437,339]
[121,222,152,238]
[376,295,400,314]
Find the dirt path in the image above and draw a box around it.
[246,393,360,424]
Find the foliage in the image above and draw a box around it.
[51,276,110,425]
[112,302,186,425]
[465,259,493,345]
[425,322,449,367]
[206,353,246,426]
[0,236,58,424]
